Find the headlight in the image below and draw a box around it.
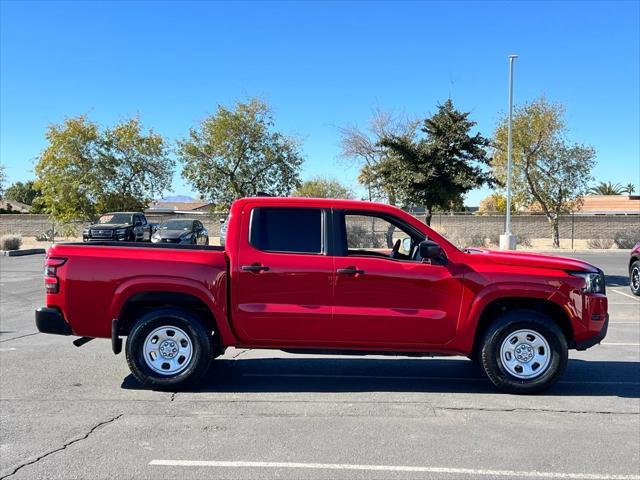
[571,271,606,294]
[116,228,127,235]
[83,228,89,235]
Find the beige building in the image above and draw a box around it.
[577,195,640,214]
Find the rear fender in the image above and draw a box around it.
[109,276,236,345]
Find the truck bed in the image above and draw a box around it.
[45,242,228,338]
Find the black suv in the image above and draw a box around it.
[83,212,152,242]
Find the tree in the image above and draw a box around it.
[478,193,516,214]
[35,115,173,223]
[380,100,494,225]
[588,181,624,195]
[338,109,418,203]
[623,183,636,195]
[293,177,354,199]
[4,180,42,206]
[492,98,595,248]
[0,164,6,198]
[178,99,303,208]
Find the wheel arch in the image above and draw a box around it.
[470,296,573,361]
[109,277,236,347]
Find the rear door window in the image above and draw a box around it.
[250,208,323,254]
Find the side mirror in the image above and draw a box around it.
[419,240,443,260]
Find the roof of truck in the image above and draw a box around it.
[232,196,402,211]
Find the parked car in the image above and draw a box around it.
[630,243,640,296]
[151,219,209,245]
[83,212,152,242]
[37,197,608,394]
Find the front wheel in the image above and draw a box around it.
[125,308,214,390]
[479,310,568,394]
[630,261,640,296]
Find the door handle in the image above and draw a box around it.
[337,267,365,275]
[241,264,270,272]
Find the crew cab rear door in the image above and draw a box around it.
[232,204,333,342]
[331,210,463,346]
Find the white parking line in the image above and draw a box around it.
[149,459,640,479]
[610,289,640,301]
[601,342,640,346]
[242,373,640,385]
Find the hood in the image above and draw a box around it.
[156,229,190,239]
[465,248,599,273]
[89,223,131,230]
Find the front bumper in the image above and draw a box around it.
[574,313,609,350]
[151,237,191,244]
[84,235,128,242]
[35,307,72,335]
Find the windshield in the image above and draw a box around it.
[97,213,132,225]
[160,220,193,230]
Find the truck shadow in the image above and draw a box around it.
[605,274,629,287]
[121,357,639,398]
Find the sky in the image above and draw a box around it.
[1,0,639,206]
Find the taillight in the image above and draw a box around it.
[44,257,67,294]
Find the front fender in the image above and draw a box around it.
[449,282,573,354]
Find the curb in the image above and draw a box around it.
[1,248,46,257]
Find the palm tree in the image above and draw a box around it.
[623,183,636,195]
[587,181,624,195]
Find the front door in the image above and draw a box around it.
[233,205,333,343]
[332,211,464,346]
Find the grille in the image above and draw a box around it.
[91,229,114,238]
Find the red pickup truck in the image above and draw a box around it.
[36,197,609,394]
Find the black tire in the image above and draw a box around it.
[479,310,568,394]
[630,260,640,296]
[125,308,214,390]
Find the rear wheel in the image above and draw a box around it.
[125,308,214,390]
[630,261,640,296]
[479,310,567,394]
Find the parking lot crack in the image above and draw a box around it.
[434,406,638,415]
[0,414,123,479]
[0,332,39,343]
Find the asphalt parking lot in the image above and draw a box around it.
[0,251,638,480]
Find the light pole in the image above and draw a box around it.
[500,54,518,250]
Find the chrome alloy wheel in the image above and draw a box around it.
[632,266,640,292]
[499,329,551,379]
[143,326,193,375]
